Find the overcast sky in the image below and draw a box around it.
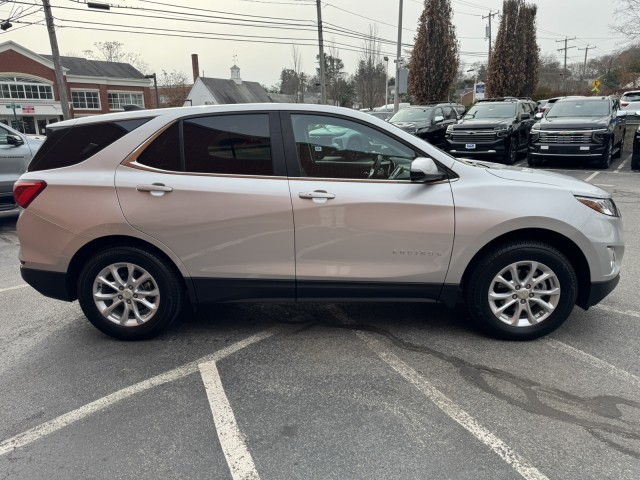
[0,0,629,86]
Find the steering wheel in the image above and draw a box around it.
[367,154,384,179]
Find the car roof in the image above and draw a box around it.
[49,103,392,129]
[555,96,609,103]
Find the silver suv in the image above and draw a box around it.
[15,104,624,340]
[0,123,44,217]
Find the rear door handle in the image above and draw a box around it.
[136,183,173,193]
[299,191,335,200]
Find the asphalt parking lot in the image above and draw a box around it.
[1,153,639,480]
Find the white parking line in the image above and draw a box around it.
[329,307,549,480]
[200,362,260,480]
[594,303,640,319]
[0,328,278,457]
[584,172,600,183]
[0,284,28,294]
[616,160,626,172]
[543,339,640,389]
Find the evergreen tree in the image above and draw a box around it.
[408,0,459,103]
[487,0,539,97]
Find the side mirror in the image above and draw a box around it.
[535,112,543,120]
[6,134,24,146]
[616,110,627,117]
[410,157,447,182]
[433,115,444,124]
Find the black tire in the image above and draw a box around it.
[77,246,184,340]
[504,137,518,165]
[597,138,612,169]
[527,153,540,167]
[613,130,625,159]
[632,154,640,170]
[465,241,577,340]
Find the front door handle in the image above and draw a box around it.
[299,190,335,200]
[136,183,173,193]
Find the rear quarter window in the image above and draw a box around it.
[28,118,151,172]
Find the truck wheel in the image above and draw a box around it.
[613,130,625,159]
[465,241,577,340]
[597,139,612,169]
[504,137,518,165]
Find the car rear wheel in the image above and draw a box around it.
[77,246,184,340]
[465,241,577,340]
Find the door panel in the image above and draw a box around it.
[115,112,295,301]
[284,112,455,298]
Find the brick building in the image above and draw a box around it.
[0,40,151,134]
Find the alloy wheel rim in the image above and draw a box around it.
[92,263,160,327]
[488,260,561,327]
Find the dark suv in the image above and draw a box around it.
[389,103,462,150]
[528,96,627,169]
[445,98,536,164]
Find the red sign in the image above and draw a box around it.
[22,106,35,114]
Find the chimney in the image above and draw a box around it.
[191,54,199,82]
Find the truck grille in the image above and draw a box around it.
[539,132,592,144]
[451,131,496,143]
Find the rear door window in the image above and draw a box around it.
[28,118,151,172]
[182,114,273,176]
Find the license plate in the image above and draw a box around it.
[465,143,476,150]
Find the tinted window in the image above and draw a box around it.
[29,118,151,172]
[183,114,272,175]
[291,114,418,180]
[136,123,181,171]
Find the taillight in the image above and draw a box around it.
[622,102,629,108]
[13,180,47,208]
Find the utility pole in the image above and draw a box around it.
[578,45,596,81]
[393,0,403,114]
[42,0,70,120]
[556,37,576,91]
[482,10,498,64]
[316,0,326,104]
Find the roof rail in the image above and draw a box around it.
[478,97,532,102]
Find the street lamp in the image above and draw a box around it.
[383,56,389,110]
[144,73,160,109]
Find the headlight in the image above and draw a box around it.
[530,127,540,142]
[446,124,454,133]
[575,196,620,217]
[592,130,607,144]
[494,127,509,138]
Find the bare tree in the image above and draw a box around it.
[83,41,149,74]
[158,70,190,108]
[354,25,387,109]
[408,0,459,103]
[613,0,640,41]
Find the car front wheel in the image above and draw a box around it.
[465,241,577,340]
[504,137,518,165]
[597,138,612,169]
[77,246,184,340]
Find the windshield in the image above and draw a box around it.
[547,100,610,118]
[463,103,516,119]
[390,108,433,122]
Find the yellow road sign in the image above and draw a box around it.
[593,80,601,88]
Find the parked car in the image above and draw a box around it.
[0,123,44,217]
[15,104,624,341]
[528,96,627,169]
[367,111,392,121]
[621,90,640,109]
[632,124,640,170]
[445,97,536,164]
[536,99,549,113]
[389,103,460,149]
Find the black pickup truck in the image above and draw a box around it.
[528,96,627,169]
[445,98,536,164]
